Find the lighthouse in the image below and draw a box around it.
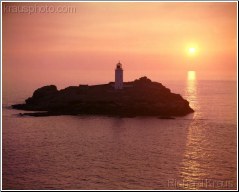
[115,61,123,89]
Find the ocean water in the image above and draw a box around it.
[2,79,237,190]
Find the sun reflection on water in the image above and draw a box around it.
[185,71,200,119]
[187,71,196,81]
[179,71,207,189]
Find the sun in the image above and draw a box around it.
[188,47,196,54]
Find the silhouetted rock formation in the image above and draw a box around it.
[12,77,194,117]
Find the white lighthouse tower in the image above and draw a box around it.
[115,61,123,89]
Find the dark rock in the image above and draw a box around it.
[12,77,194,117]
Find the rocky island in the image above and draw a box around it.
[12,77,194,117]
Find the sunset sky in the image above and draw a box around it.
[2,2,237,90]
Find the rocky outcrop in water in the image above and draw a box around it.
[12,77,194,117]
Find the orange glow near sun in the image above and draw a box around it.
[2,2,237,86]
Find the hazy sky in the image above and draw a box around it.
[2,2,237,90]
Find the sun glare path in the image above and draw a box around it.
[187,71,196,81]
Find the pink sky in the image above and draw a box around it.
[2,2,237,90]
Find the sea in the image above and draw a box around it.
[2,79,237,190]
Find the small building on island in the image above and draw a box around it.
[115,61,123,89]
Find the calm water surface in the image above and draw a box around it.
[2,79,237,189]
